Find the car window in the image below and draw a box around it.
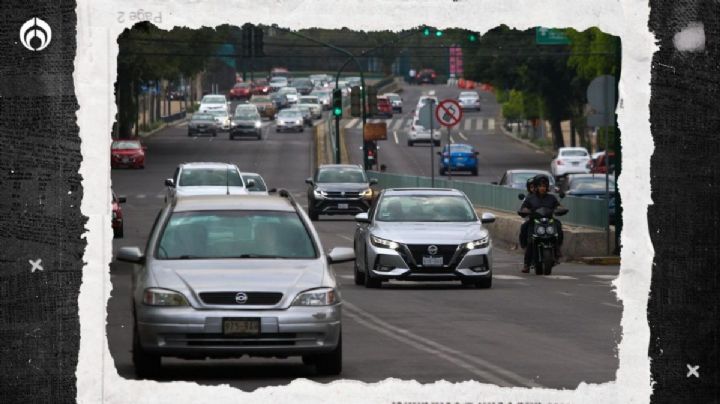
[234,83,250,88]
[278,110,301,118]
[448,144,473,153]
[235,111,259,119]
[191,114,214,122]
[178,168,244,187]
[561,150,588,157]
[252,96,271,103]
[112,141,141,149]
[376,195,476,222]
[201,96,226,104]
[511,172,541,186]
[317,168,367,183]
[156,211,316,259]
[569,178,615,191]
[242,175,267,191]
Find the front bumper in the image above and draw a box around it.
[276,122,303,131]
[230,126,261,136]
[367,242,493,282]
[312,196,371,215]
[135,304,341,358]
[409,132,442,142]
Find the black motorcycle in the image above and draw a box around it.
[518,205,568,275]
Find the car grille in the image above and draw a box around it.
[199,292,283,305]
[237,124,255,129]
[170,333,302,347]
[406,244,460,266]
[325,191,361,199]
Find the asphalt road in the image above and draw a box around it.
[108,91,621,391]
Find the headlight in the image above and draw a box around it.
[291,287,339,306]
[142,288,189,306]
[360,188,373,199]
[536,226,546,235]
[296,120,303,124]
[464,236,489,250]
[546,225,555,235]
[255,121,262,128]
[231,121,238,126]
[313,189,326,199]
[371,235,400,250]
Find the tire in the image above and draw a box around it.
[434,140,441,147]
[407,140,413,147]
[353,259,365,285]
[439,167,446,176]
[534,264,543,275]
[364,266,381,289]
[299,127,304,133]
[275,128,280,133]
[257,131,262,140]
[314,333,342,376]
[229,134,234,140]
[471,168,478,176]
[476,277,492,289]
[542,248,555,275]
[187,131,192,137]
[113,226,123,239]
[132,324,161,379]
[212,131,217,137]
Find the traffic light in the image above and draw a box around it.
[253,26,264,56]
[332,89,343,118]
[468,33,478,42]
[435,30,443,37]
[350,86,361,117]
[421,26,442,37]
[422,27,431,36]
[367,86,378,116]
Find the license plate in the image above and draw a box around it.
[422,256,443,267]
[456,157,465,161]
[572,162,579,166]
[223,318,260,336]
[338,203,349,209]
[122,157,129,163]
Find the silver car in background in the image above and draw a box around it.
[164,162,251,202]
[117,192,354,378]
[353,188,496,289]
[458,91,481,111]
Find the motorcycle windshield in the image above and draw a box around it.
[534,206,555,218]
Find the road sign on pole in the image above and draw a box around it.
[535,27,570,45]
[436,99,463,127]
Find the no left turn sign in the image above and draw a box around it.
[435,99,463,127]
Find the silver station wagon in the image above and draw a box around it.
[117,191,354,378]
[353,188,496,288]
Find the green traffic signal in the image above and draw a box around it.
[468,33,478,42]
[423,27,431,36]
[333,106,342,117]
[435,30,443,37]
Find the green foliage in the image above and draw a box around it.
[596,126,617,151]
[501,90,525,121]
[566,27,619,82]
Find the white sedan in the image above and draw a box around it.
[550,147,592,178]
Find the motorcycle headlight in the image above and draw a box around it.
[313,189,326,199]
[536,226,547,235]
[464,236,489,250]
[255,121,262,128]
[546,226,555,235]
[370,235,400,250]
[291,287,339,306]
[143,288,189,306]
[360,188,373,199]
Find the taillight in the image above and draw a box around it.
[556,160,564,165]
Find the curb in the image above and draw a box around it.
[578,256,621,266]
[138,115,189,139]
[497,121,553,155]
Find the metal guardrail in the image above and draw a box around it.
[367,171,610,229]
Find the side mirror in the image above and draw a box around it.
[480,212,496,224]
[116,246,144,263]
[118,196,127,204]
[518,193,526,200]
[369,178,378,185]
[246,179,256,188]
[474,151,479,156]
[165,178,174,187]
[555,207,569,216]
[305,177,314,185]
[355,212,371,223]
[268,188,277,193]
[327,247,355,264]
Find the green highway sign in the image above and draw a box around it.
[535,27,570,45]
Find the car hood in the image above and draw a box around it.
[111,149,142,155]
[233,118,259,124]
[176,186,249,196]
[371,221,487,245]
[315,183,370,192]
[150,259,328,308]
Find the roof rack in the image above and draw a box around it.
[272,188,302,212]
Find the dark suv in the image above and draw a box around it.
[305,165,378,221]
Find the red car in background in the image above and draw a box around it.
[111,139,146,169]
[112,191,126,238]
[375,96,394,118]
[417,68,437,84]
[590,151,616,174]
[251,78,271,95]
[229,82,253,100]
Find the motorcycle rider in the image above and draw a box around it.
[519,177,536,251]
[519,175,565,273]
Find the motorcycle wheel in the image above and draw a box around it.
[542,248,555,275]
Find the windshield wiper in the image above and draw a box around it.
[229,254,278,259]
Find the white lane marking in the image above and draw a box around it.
[602,302,622,308]
[393,131,399,144]
[458,132,468,140]
[543,275,577,280]
[494,275,525,280]
[337,234,353,242]
[535,150,544,154]
[591,275,617,280]
[345,118,359,129]
[464,119,471,131]
[392,119,403,131]
[449,135,455,144]
[155,194,165,199]
[488,118,495,130]
[344,301,542,388]
[136,194,146,199]
[339,275,354,280]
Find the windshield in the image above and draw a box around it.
[242,175,267,191]
[207,110,227,117]
[511,172,554,186]
[233,83,250,88]
[460,92,478,98]
[279,88,297,95]
[561,150,588,157]
[235,111,259,120]
[178,167,244,187]
[446,145,473,153]
[317,168,366,183]
[191,114,215,122]
[570,180,616,192]
[300,97,318,104]
[385,94,400,101]
[112,141,141,150]
[278,110,301,118]
[252,96,271,103]
[376,195,476,222]
[156,210,316,259]
[201,96,225,104]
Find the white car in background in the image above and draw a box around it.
[550,147,592,179]
[298,96,323,119]
[164,162,252,202]
[458,91,481,111]
[198,94,229,114]
[207,109,231,131]
[408,117,441,147]
[278,87,299,105]
[240,172,270,195]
